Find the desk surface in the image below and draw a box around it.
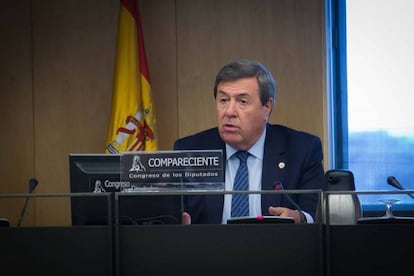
[117,224,323,276]
[0,226,113,276]
[327,224,414,276]
[1,224,413,276]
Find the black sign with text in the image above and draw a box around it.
[120,150,224,190]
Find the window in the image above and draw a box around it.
[326,0,414,214]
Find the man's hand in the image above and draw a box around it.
[268,206,303,224]
[182,212,191,224]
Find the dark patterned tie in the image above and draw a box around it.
[231,151,250,217]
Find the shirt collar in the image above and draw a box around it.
[226,127,266,161]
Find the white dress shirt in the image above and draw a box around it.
[221,128,266,224]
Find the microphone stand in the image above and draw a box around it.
[16,178,38,227]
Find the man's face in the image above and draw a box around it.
[216,76,272,150]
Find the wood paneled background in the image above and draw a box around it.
[0,0,326,226]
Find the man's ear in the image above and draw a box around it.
[264,98,273,119]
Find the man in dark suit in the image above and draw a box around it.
[174,59,324,224]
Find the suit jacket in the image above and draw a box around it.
[173,124,324,224]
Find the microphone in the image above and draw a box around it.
[17,178,38,227]
[274,182,306,222]
[386,176,414,200]
[387,176,404,190]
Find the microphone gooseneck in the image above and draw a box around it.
[274,182,305,222]
[17,178,39,227]
[386,176,414,200]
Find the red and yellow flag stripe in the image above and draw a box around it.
[105,0,157,153]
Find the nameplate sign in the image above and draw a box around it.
[120,150,224,191]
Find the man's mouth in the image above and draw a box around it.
[222,124,239,132]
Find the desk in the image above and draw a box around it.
[117,224,323,276]
[326,224,414,276]
[2,224,414,276]
[0,226,113,276]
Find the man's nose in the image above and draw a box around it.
[224,100,237,116]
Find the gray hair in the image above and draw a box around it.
[213,59,276,109]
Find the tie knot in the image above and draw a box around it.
[234,151,249,164]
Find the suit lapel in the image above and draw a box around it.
[261,125,288,214]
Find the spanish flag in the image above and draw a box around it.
[105,0,158,154]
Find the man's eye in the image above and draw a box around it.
[239,99,248,105]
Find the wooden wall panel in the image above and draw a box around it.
[140,0,178,150]
[32,0,119,225]
[176,0,325,141]
[0,0,35,226]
